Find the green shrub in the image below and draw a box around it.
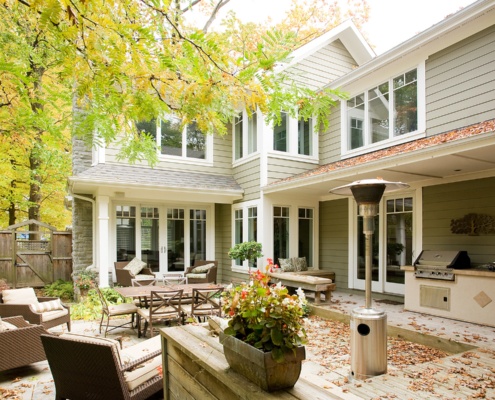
[70,287,131,321]
[43,279,74,301]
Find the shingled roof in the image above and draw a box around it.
[72,163,243,193]
[269,118,495,187]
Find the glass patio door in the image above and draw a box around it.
[353,195,413,295]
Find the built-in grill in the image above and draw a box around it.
[414,250,470,281]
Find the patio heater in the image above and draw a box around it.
[330,178,409,380]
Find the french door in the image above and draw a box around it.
[115,205,209,274]
[352,194,414,295]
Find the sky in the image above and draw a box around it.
[207,0,479,54]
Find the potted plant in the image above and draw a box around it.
[220,260,307,391]
[228,241,263,272]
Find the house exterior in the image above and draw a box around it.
[69,0,495,314]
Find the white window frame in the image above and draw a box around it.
[231,201,260,273]
[269,112,318,161]
[136,116,213,164]
[232,109,259,163]
[341,62,426,158]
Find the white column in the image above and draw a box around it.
[95,195,110,287]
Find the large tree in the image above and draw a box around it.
[0,0,368,229]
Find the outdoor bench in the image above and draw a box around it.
[267,271,336,304]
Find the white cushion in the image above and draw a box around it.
[40,308,69,322]
[31,299,64,313]
[124,355,161,391]
[134,274,154,280]
[0,317,18,332]
[191,263,215,274]
[123,258,147,276]
[2,288,39,304]
[120,336,161,364]
[185,273,207,279]
[60,333,123,363]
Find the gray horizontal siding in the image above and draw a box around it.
[319,199,349,289]
[105,132,233,176]
[422,177,495,264]
[426,25,495,136]
[215,203,231,284]
[319,103,342,165]
[267,157,318,184]
[233,158,260,202]
[286,40,357,90]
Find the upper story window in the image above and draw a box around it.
[273,112,315,157]
[345,68,420,153]
[234,110,258,161]
[136,116,210,161]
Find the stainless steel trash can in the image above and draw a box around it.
[350,307,387,380]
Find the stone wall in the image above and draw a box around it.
[71,136,94,272]
[72,196,93,271]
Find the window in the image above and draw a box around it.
[386,197,413,284]
[190,209,206,262]
[298,208,313,267]
[298,117,312,156]
[234,209,243,265]
[248,207,258,269]
[273,112,288,152]
[116,206,136,261]
[136,116,207,160]
[140,207,159,271]
[233,111,258,160]
[346,68,419,151]
[273,206,289,265]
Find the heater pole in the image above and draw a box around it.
[365,229,373,309]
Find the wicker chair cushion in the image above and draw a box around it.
[121,335,161,390]
[0,318,18,332]
[60,333,123,362]
[41,308,69,322]
[123,258,147,276]
[1,287,39,304]
[191,263,215,274]
[31,299,64,313]
[185,273,207,279]
[134,274,155,281]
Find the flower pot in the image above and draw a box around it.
[219,332,305,392]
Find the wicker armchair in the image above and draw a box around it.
[41,333,163,400]
[0,289,71,331]
[184,260,218,284]
[114,261,155,287]
[0,316,48,372]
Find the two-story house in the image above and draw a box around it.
[69,0,495,321]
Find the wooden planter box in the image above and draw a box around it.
[160,324,336,399]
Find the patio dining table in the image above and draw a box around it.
[114,282,224,302]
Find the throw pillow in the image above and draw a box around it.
[279,258,295,272]
[1,287,39,304]
[123,258,147,276]
[0,317,18,332]
[292,257,308,271]
[191,263,215,274]
[30,299,64,313]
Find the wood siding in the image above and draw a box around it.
[319,199,349,289]
[267,157,317,184]
[286,40,357,90]
[215,203,231,284]
[233,158,260,202]
[318,103,342,165]
[105,131,233,176]
[422,177,495,264]
[426,25,495,136]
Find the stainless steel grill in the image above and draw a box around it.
[414,250,470,281]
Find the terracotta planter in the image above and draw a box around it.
[219,332,305,392]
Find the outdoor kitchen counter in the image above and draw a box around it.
[402,266,495,327]
[402,265,495,277]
